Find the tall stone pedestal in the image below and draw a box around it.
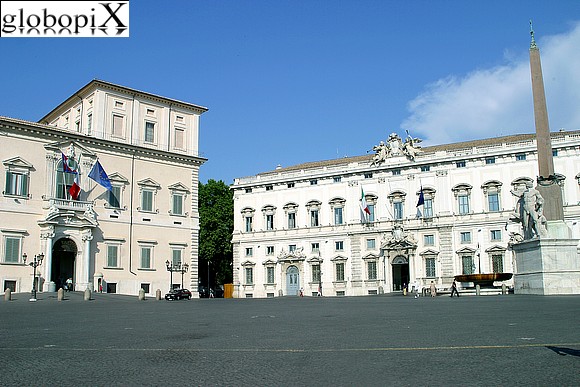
[512,227,580,294]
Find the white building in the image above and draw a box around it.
[231,131,580,297]
[1,80,207,296]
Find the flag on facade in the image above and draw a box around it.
[360,187,370,222]
[61,152,77,174]
[69,174,80,200]
[416,186,425,218]
[88,160,113,191]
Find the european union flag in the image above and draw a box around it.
[88,160,113,191]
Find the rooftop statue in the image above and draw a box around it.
[370,131,422,166]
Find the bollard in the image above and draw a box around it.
[4,288,11,301]
[57,288,64,301]
[156,289,162,300]
[476,284,481,296]
[138,288,145,301]
[502,283,507,295]
[84,288,91,301]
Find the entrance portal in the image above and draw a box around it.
[391,256,409,291]
[286,266,300,296]
[52,238,78,291]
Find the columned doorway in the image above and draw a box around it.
[392,256,409,291]
[52,238,78,291]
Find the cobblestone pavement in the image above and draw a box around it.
[1,291,579,386]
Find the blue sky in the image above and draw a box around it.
[1,1,579,184]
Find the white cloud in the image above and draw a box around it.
[401,22,580,146]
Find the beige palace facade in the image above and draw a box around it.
[231,132,580,298]
[1,80,207,296]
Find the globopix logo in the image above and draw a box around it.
[1,1,129,37]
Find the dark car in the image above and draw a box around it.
[198,286,209,298]
[164,288,191,300]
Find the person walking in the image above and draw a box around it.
[450,279,460,297]
[430,281,437,297]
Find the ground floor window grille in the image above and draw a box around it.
[140,283,150,293]
[492,254,504,273]
[425,257,436,277]
[462,255,474,275]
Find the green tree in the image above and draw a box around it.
[199,179,233,287]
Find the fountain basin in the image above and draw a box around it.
[454,273,513,288]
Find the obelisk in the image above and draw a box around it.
[529,21,564,221]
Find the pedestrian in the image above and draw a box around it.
[66,277,73,292]
[299,287,304,297]
[430,281,437,297]
[450,279,460,297]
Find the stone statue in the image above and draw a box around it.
[402,130,422,160]
[370,141,389,166]
[511,181,548,239]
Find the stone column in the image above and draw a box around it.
[82,230,93,290]
[40,226,55,292]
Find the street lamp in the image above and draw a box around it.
[23,253,44,302]
[178,262,189,289]
[165,260,175,291]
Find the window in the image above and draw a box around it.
[311,264,321,283]
[421,165,431,172]
[3,236,21,263]
[175,128,185,149]
[392,169,401,176]
[367,261,377,280]
[176,115,184,122]
[310,179,318,185]
[456,161,466,168]
[425,257,436,277]
[107,245,119,267]
[171,248,182,266]
[266,214,274,230]
[245,248,253,257]
[460,232,471,243]
[245,267,253,284]
[335,262,345,282]
[146,108,155,115]
[364,172,373,179]
[172,193,184,216]
[287,212,296,229]
[287,182,295,188]
[333,176,341,183]
[335,241,344,251]
[289,245,296,253]
[112,114,124,136]
[108,186,121,208]
[462,255,474,275]
[423,198,433,217]
[140,246,152,269]
[245,216,253,232]
[141,190,154,212]
[265,185,273,191]
[115,101,124,108]
[145,122,155,143]
[4,171,28,197]
[87,113,92,134]
[485,157,495,164]
[140,283,150,293]
[334,207,343,225]
[458,194,470,214]
[552,149,558,157]
[266,267,275,284]
[266,246,275,256]
[424,234,435,246]
[366,239,375,250]
[393,201,404,219]
[491,230,502,241]
[311,243,320,253]
[55,158,79,200]
[516,153,526,161]
[367,204,375,221]
[245,188,252,193]
[492,254,504,273]
[310,210,319,227]
[488,192,500,212]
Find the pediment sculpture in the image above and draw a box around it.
[370,130,422,166]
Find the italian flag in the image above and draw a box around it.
[361,187,370,216]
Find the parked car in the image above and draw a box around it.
[164,288,192,300]
[212,286,224,298]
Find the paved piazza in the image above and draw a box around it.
[1,292,579,386]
